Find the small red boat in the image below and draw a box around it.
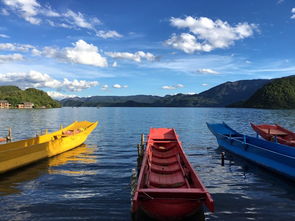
[251,123,295,147]
[132,128,214,220]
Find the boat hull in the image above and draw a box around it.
[0,121,98,174]
[207,123,295,181]
[132,128,214,220]
[137,199,202,220]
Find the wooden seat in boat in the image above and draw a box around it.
[151,163,181,174]
[149,170,186,188]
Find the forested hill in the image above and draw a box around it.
[241,75,295,109]
[0,86,61,108]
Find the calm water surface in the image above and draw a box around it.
[0,107,294,221]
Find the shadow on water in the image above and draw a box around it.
[0,144,96,196]
[205,146,295,221]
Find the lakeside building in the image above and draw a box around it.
[17,102,34,109]
[0,100,11,109]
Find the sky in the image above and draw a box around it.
[0,0,295,99]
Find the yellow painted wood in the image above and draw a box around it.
[0,121,98,174]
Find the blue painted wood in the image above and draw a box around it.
[207,122,295,181]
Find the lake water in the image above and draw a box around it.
[0,107,294,221]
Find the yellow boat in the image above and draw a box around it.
[0,121,98,174]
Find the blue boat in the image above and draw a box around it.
[207,122,295,181]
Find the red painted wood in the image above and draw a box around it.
[251,123,295,147]
[132,128,214,220]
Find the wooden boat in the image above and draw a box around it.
[207,122,295,181]
[0,121,98,174]
[251,123,295,147]
[132,128,214,220]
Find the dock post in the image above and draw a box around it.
[6,128,12,142]
[137,144,140,157]
[221,152,225,166]
[140,134,145,156]
[131,168,137,198]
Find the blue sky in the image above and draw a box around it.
[0,0,295,99]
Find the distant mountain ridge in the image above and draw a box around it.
[61,78,270,107]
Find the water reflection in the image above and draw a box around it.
[0,144,97,195]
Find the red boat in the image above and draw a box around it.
[251,123,295,147]
[132,128,214,220]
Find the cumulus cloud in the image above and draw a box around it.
[0,70,98,91]
[162,84,184,90]
[0,53,23,63]
[47,91,77,100]
[197,68,219,74]
[112,84,128,89]
[166,16,257,53]
[201,83,209,86]
[35,40,108,67]
[106,51,155,62]
[0,34,9,38]
[64,40,108,67]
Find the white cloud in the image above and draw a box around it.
[0,53,23,63]
[112,61,117,67]
[101,84,109,90]
[201,83,209,86]
[36,40,108,67]
[106,51,155,62]
[64,40,108,67]
[197,68,219,74]
[64,10,97,29]
[291,8,295,19]
[166,33,212,53]
[166,16,257,53]
[0,43,35,52]
[112,84,128,89]
[47,91,76,100]
[0,34,9,38]
[162,84,184,90]
[2,0,41,24]
[96,30,123,39]
[1,0,121,38]
[0,70,98,91]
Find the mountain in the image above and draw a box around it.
[60,78,270,107]
[241,75,295,109]
[0,86,61,108]
[61,95,162,107]
[199,79,271,106]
